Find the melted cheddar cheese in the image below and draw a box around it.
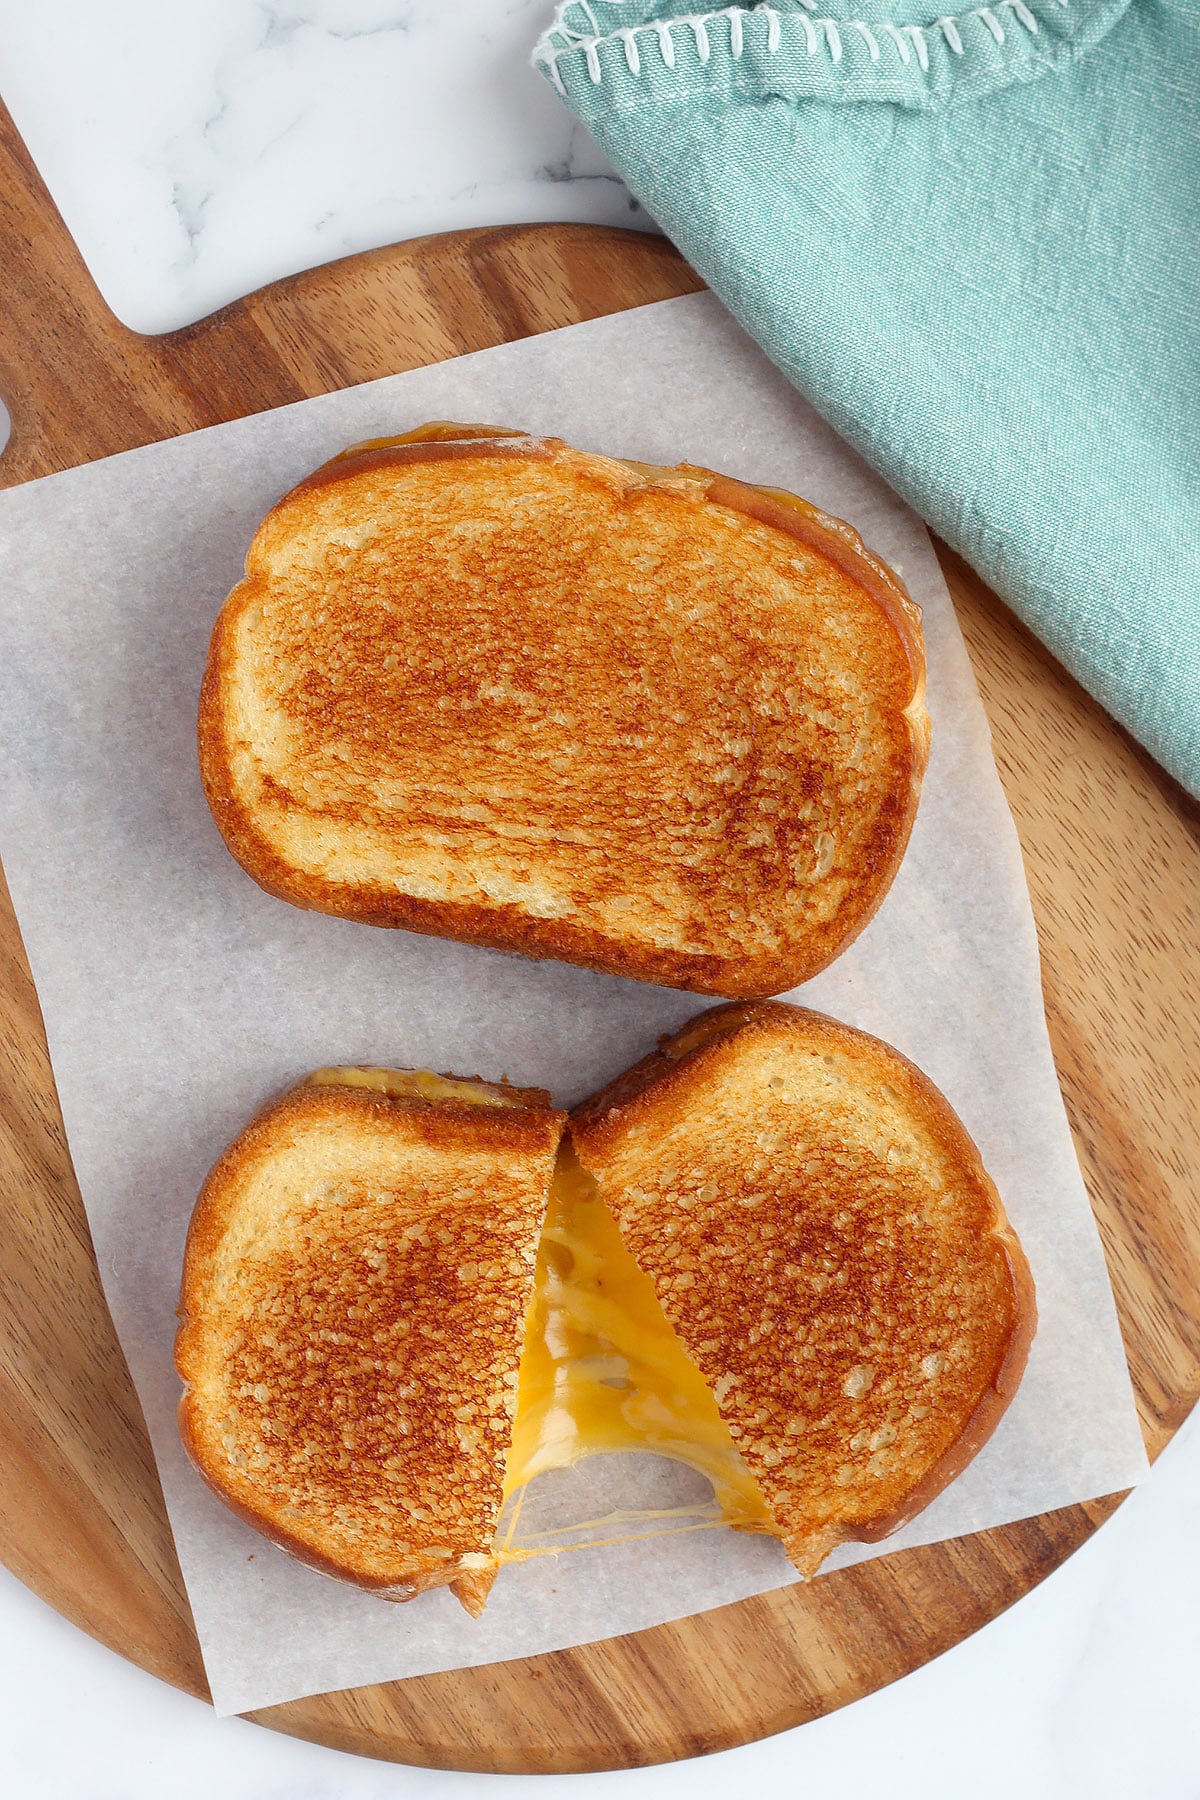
[304,1066,776,1536]
[506,1143,774,1530]
[306,1065,526,1109]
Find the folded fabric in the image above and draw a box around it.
[533,0,1200,796]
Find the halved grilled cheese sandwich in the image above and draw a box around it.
[176,1071,563,1616]
[570,1004,1036,1573]
[177,1007,1033,1612]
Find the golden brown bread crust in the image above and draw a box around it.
[199,425,929,998]
[570,1002,1035,1575]
[176,1076,565,1615]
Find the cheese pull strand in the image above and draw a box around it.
[499,1509,750,1564]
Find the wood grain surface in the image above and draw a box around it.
[0,95,1197,1773]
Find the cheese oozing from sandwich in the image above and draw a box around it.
[506,1142,774,1528]
[306,1067,776,1535]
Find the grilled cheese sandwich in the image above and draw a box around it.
[176,1072,564,1617]
[571,1003,1037,1574]
[177,1008,1034,1612]
[199,423,929,998]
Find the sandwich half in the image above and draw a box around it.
[176,1068,564,1615]
[570,1002,1036,1575]
[199,422,929,997]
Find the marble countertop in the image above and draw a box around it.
[0,0,647,335]
[0,3,1196,1793]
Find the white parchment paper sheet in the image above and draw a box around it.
[0,295,1147,1715]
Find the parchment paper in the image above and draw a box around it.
[0,295,1147,1716]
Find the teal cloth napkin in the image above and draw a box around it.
[533,0,1200,796]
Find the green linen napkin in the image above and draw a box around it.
[533,0,1200,796]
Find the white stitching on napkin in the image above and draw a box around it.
[854,20,881,59]
[883,20,912,61]
[559,0,602,41]
[533,0,1061,87]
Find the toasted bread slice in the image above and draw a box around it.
[199,423,928,997]
[570,1003,1035,1575]
[175,1069,565,1615]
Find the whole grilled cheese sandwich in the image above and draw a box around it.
[199,423,929,998]
[177,1010,1033,1612]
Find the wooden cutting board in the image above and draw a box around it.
[1,95,1198,1775]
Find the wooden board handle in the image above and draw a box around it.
[0,99,146,483]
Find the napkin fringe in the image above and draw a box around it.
[534,0,1129,111]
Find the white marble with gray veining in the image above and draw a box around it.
[0,3,1196,1792]
[0,0,646,335]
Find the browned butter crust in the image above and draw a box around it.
[176,1074,565,1615]
[570,1002,1036,1575]
[199,424,929,997]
